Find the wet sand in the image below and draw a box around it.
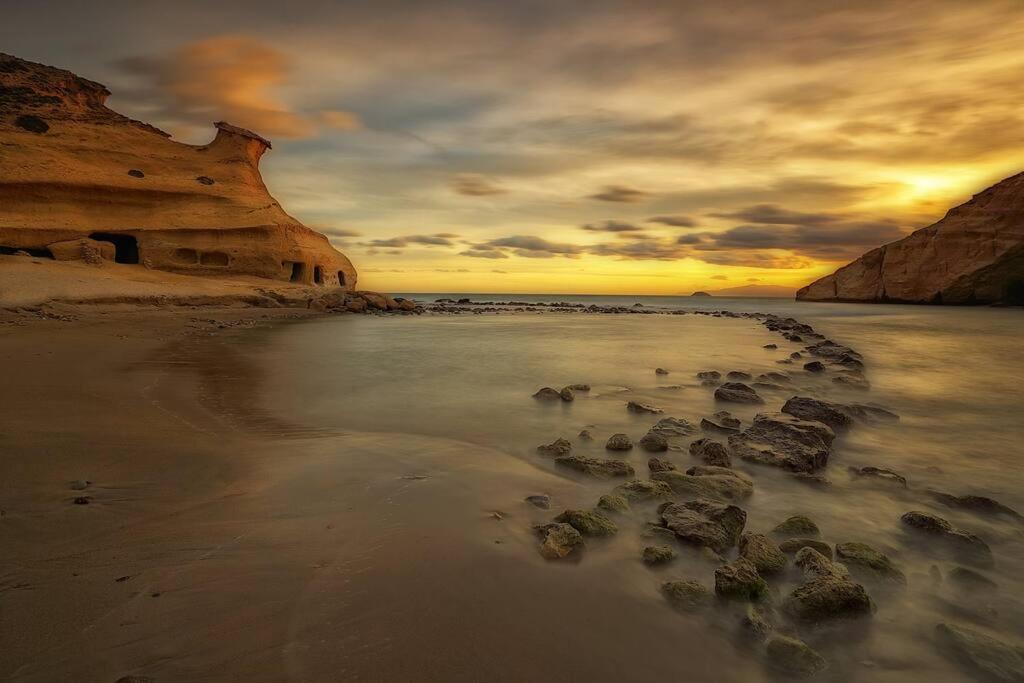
[2,303,1020,682]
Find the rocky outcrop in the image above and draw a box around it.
[0,53,356,288]
[797,171,1024,304]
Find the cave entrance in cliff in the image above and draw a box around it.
[89,233,139,264]
[313,266,324,285]
[337,271,346,287]
[288,262,306,283]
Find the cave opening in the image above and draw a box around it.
[89,233,139,264]
[313,265,324,285]
[338,271,346,287]
[288,262,306,283]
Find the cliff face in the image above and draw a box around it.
[0,53,357,289]
[797,171,1024,304]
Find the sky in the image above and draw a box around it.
[4,0,1024,294]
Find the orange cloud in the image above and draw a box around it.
[121,35,360,140]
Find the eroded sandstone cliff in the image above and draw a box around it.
[0,53,356,289]
[797,172,1024,304]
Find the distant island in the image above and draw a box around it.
[705,284,798,298]
[690,291,712,297]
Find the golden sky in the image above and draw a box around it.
[5,1,1023,293]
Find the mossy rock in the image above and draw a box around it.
[773,515,820,537]
[597,494,630,513]
[765,635,827,677]
[642,545,676,565]
[835,542,905,584]
[740,533,788,575]
[779,538,832,559]
[554,509,618,536]
[715,559,769,601]
[662,580,712,611]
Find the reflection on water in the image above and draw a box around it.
[247,296,1022,681]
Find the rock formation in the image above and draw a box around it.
[0,53,356,288]
[797,171,1024,304]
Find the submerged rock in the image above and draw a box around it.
[627,400,663,414]
[782,396,854,430]
[741,604,774,642]
[833,374,871,390]
[901,511,993,567]
[715,558,769,601]
[642,545,676,565]
[773,515,820,537]
[697,370,722,381]
[537,438,572,456]
[835,542,906,584]
[605,433,634,451]
[927,491,1022,519]
[803,361,826,373]
[701,411,742,435]
[639,432,669,452]
[765,635,828,677]
[578,428,594,441]
[525,494,551,509]
[554,509,618,536]
[657,500,747,553]
[535,522,583,559]
[934,623,1024,682]
[662,580,713,611]
[729,413,834,473]
[559,386,576,402]
[726,371,753,381]
[554,455,635,478]
[848,466,907,488]
[714,382,764,404]
[784,548,874,623]
[739,533,788,575]
[655,367,670,375]
[567,383,591,391]
[948,566,998,591]
[689,438,732,467]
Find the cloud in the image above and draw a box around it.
[587,185,649,203]
[460,248,509,259]
[491,269,508,273]
[362,233,456,247]
[648,215,698,228]
[708,204,837,226]
[115,35,359,139]
[451,173,506,196]
[481,235,585,258]
[711,275,729,281]
[320,227,363,238]
[581,220,643,233]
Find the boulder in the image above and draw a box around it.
[48,237,116,263]
[657,500,747,553]
[696,370,721,381]
[533,387,562,401]
[835,542,906,584]
[773,515,820,537]
[652,467,753,501]
[901,511,993,567]
[597,494,630,513]
[782,396,853,430]
[741,604,774,642]
[578,428,594,441]
[701,411,741,435]
[779,538,832,559]
[647,457,676,473]
[648,417,698,437]
[784,548,874,623]
[534,522,583,559]
[803,361,826,373]
[536,438,572,456]
[934,623,1024,682]
[655,367,670,375]
[559,386,576,402]
[739,533,788,575]
[715,558,769,601]
[714,382,764,404]
[554,455,635,478]
[728,413,834,472]
[947,566,997,591]
[359,291,389,310]
[345,298,368,313]
[642,545,675,565]
[612,479,673,503]
[567,383,591,391]
[605,433,634,451]
[662,580,713,611]
[765,635,828,677]
[554,509,618,536]
[688,438,732,467]
[627,400,663,414]
[639,432,669,452]
[726,371,753,381]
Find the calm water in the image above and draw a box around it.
[240,296,1022,681]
